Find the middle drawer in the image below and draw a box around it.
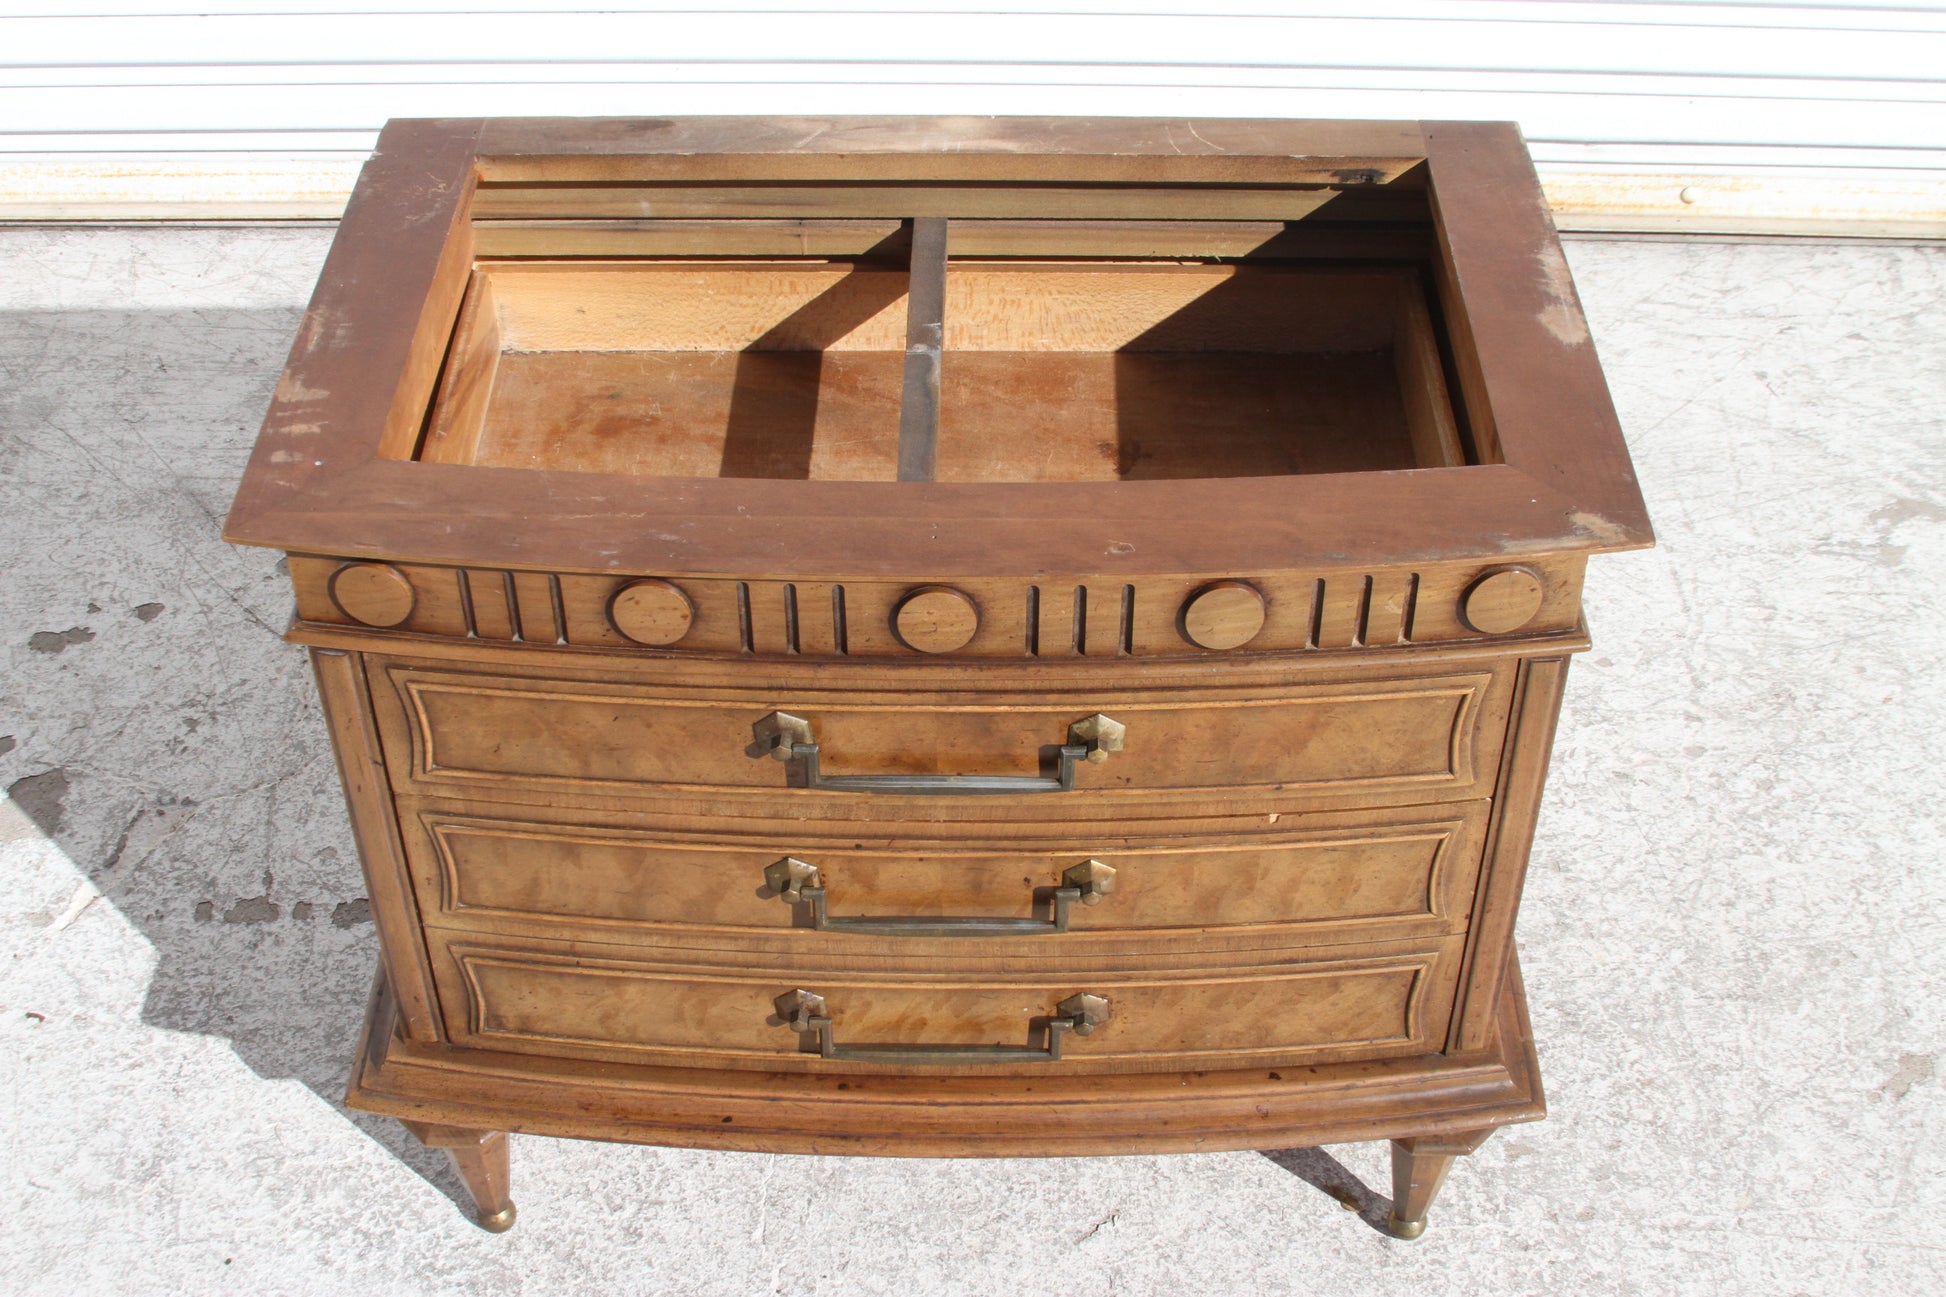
[395,795,1490,957]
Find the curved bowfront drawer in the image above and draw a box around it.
[365,654,1515,816]
[396,796,1489,955]
[424,930,1467,1076]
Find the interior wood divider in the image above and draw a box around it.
[897,216,948,483]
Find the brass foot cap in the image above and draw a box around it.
[477,1204,517,1233]
[1385,1214,1427,1241]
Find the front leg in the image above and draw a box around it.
[403,1121,517,1232]
[1387,1126,1496,1239]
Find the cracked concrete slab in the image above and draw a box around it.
[1,226,1942,1295]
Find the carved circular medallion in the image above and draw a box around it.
[1460,566,1546,635]
[1181,581,1266,650]
[893,586,980,654]
[330,562,415,628]
[609,579,695,646]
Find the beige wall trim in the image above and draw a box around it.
[1543,168,1946,239]
[0,156,1941,238]
[0,157,367,222]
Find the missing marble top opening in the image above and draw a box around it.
[408,216,1486,483]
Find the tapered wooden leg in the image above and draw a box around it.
[402,1120,517,1232]
[1386,1127,1496,1240]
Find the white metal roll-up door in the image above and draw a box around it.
[1,1,1941,232]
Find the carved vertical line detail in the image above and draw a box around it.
[1121,584,1136,655]
[735,582,753,653]
[1403,572,1421,643]
[1307,578,1326,650]
[1025,585,1040,656]
[454,567,477,638]
[547,574,568,645]
[783,583,800,655]
[830,584,848,655]
[459,570,515,640]
[1354,574,1375,647]
[500,572,519,641]
[1072,585,1087,655]
[510,572,558,643]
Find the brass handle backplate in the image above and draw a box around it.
[748,711,1125,795]
[774,989,1111,1064]
[763,857,1115,936]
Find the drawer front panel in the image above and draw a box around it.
[398,797,1489,951]
[370,658,1511,812]
[427,933,1465,1074]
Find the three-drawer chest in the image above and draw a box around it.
[225,115,1651,1239]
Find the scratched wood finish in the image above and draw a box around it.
[227,117,1652,1236]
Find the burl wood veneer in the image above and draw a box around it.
[225,116,1651,1239]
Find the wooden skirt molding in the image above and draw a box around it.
[348,957,1545,1160]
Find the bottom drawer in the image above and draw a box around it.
[427,931,1466,1075]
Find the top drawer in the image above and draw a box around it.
[365,653,1515,816]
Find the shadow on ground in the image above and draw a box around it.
[0,302,478,1216]
[1259,1148,1394,1235]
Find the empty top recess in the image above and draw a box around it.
[225,117,1652,578]
[413,249,1471,484]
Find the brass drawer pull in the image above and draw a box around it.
[764,858,1115,936]
[749,711,1125,794]
[774,989,1110,1064]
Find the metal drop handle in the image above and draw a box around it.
[774,989,1111,1064]
[764,857,1115,936]
[748,711,1125,795]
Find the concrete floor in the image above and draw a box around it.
[1,225,1942,1296]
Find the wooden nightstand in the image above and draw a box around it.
[225,116,1650,1239]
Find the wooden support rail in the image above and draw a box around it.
[897,216,948,483]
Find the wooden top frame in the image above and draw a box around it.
[224,116,1653,580]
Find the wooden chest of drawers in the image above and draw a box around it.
[225,116,1651,1239]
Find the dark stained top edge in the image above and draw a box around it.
[1422,120,1654,549]
[225,116,1652,574]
